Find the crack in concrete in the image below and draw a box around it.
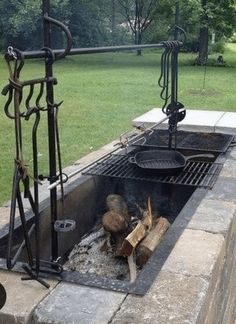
[187,226,228,236]
[108,294,128,324]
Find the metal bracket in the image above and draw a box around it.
[38,173,68,184]
[54,220,76,233]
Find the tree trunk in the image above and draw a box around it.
[136,31,142,56]
[111,0,116,45]
[196,0,209,65]
[196,26,209,65]
[135,0,142,56]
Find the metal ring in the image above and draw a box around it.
[41,47,55,64]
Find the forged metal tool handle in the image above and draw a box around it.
[185,153,215,161]
[44,14,72,60]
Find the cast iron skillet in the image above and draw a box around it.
[129,149,214,176]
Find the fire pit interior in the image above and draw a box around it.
[0,174,195,294]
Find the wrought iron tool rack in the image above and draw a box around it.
[2,0,185,287]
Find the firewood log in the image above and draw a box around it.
[141,197,152,231]
[106,194,131,222]
[114,232,128,257]
[102,210,129,233]
[136,217,170,267]
[127,251,137,283]
[120,222,146,256]
[120,197,153,257]
[102,209,131,257]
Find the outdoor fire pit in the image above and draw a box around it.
[0,118,236,323]
[1,1,235,322]
[0,128,233,295]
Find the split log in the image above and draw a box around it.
[136,217,170,267]
[120,222,146,256]
[127,251,137,283]
[141,197,153,231]
[120,197,153,257]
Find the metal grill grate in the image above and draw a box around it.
[132,130,234,153]
[83,154,223,189]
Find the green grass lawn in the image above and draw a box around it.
[0,44,235,205]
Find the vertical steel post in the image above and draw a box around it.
[174,1,180,103]
[172,1,180,105]
[42,0,58,261]
[168,2,180,149]
[174,1,180,41]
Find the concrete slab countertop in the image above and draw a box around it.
[132,108,236,134]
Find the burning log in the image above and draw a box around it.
[136,217,170,267]
[120,197,153,257]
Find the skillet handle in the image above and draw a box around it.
[129,156,136,164]
[186,153,214,161]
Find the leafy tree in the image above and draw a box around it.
[118,0,162,55]
[0,0,41,50]
[103,0,131,45]
[0,0,72,50]
[195,0,236,65]
[176,0,201,51]
[0,0,234,58]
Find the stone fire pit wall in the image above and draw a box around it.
[0,109,235,324]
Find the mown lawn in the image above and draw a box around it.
[0,44,235,205]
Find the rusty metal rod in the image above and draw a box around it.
[43,0,58,261]
[22,43,183,59]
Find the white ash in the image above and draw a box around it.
[64,227,130,280]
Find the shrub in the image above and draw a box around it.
[229,34,236,43]
[209,40,225,54]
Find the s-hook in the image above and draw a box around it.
[43,14,72,60]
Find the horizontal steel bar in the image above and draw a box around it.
[22,42,183,59]
[22,77,57,86]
